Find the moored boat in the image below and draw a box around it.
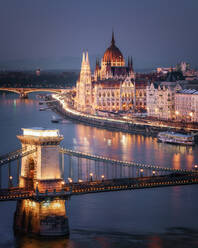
[39,107,46,111]
[157,131,195,146]
[51,115,60,123]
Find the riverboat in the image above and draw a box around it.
[157,132,195,145]
[51,115,60,123]
[39,107,46,111]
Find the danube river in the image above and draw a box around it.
[0,92,198,248]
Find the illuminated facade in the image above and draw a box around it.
[93,77,135,112]
[175,89,198,122]
[17,127,63,190]
[146,82,182,120]
[76,52,92,112]
[75,32,135,113]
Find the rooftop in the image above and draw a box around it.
[22,128,61,137]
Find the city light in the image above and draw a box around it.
[68,177,73,183]
[23,128,60,137]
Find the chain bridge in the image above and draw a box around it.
[0,127,198,236]
[0,142,197,202]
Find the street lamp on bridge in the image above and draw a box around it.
[9,176,13,188]
[90,173,93,182]
[140,169,144,177]
[68,177,72,183]
[194,165,198,171]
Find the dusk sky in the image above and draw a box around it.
[0,0,198,70]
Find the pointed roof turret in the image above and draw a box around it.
[95,58,99,70]
[85,51,90,69]
[82,52,85,62]
[130,56,134,71]
[128,57,130,68]
[86,51,89,64]
[111,30,115,46]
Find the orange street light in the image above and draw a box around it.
[90,173,93,182]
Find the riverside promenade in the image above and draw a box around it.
[48,94,198,137]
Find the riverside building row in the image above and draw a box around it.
[146,82,198,123]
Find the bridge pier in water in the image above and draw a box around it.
[14,128,69,236]
[14,198,68,236]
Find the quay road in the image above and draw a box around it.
[0,173,198,201]
[50,94,198,135]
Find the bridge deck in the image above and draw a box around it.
[0,173,198,201]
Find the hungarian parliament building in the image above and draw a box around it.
[75,32,142,114]
[75,32,198,123]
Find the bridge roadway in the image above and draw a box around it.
[60,148,194,174]
[0,173,198,201]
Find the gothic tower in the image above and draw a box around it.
[76,51,92,112]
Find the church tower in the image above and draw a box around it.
[76,52,92,112]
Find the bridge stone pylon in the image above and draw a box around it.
[15,128,69,236]
[17,127,64,191]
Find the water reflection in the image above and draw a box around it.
[172,153,181,170]
[14,199,69,236]
[74,124,197,170]
[1,93,198,247]
[148,236,162,248]
[15,235,70,248]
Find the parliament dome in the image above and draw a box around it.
[102,32,125,67]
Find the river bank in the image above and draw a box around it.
[47,95,196,137]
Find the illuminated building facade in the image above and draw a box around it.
[17,127,63,190]
[75,32,135,113]
[76,52,92,112]
[175,89,198,122]
[146,82,182,120]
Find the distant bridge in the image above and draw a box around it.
[0,87,69,98]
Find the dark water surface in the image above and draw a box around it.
[0,92,198,248]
